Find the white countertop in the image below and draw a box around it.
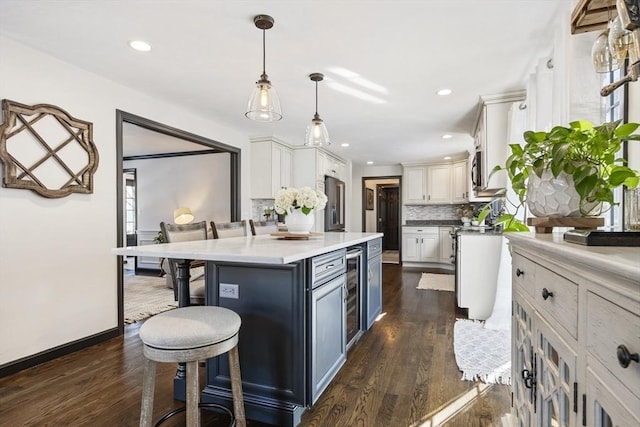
[506,232,640,285]
[112,232,383,265]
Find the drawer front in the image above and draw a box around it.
[512,253,536,298]
[587,292,640,398]
[367,238,382,259]
[533,266,578,339]
[311,249,346,288]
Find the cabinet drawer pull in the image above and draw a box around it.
[541,288,554,300]
[325,263,335,270]
[516,268,524,277]
[616,344,640,368]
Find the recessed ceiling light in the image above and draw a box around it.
[129,40,152,52]
[437,88,452,96]
[442,134,453,139]
[444,156,452,160]
[341,143,349,147]
[367,161,374,165]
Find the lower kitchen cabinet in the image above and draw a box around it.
[309,274,346,404]
[402,227,439,262]
[456,232,502,320]
[439,226,453,264]
[366,238,382,328]
[508,233,640,427]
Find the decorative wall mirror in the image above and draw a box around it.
[0,99,99,198]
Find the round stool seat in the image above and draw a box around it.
[140,306,241,351]
[138,305,246,427]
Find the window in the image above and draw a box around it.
[125,174,136,235]
[600,67,625,230]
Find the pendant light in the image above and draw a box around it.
[305,73,330,146]
[245,15,282,122]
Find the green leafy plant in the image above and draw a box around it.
[153,231,165,244]
[479,119,640,232]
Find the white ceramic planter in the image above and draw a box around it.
[526,170,598,217]
[285,209,315,234]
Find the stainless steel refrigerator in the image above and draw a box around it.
[324,176,345,232]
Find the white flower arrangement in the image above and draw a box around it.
[274,187,328,216]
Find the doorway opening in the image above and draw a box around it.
[362,176,401,264]
[115,110,241,333]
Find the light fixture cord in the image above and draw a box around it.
[315,81,319,115]
[262,28,266,76]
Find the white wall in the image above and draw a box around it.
[124,152,231,232]
[0,36,251,365]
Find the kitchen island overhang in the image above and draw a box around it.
[112,232,383,427]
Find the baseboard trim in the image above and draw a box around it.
[0,327,120,378]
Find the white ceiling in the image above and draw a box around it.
[0,0,568,165]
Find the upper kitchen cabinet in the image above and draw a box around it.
[473,91,525,194]
[293,147,349,232]
[404,165,428,204]
[317,150,347,182]
[426,164,451,204]
[451,160,468,203]
[403,160,468,205]
[250,137,293,199]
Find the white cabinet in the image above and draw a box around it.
[293,147,348,233]
[250,137,293,198]
[439,227,453,264]
[404,166,427,204]
[456,233,502,319]
[451,160,468,203]
[403,160,469,205]
[426,164,451,204]
[508,233,640,427]
[473,92,525,192]
[402,227,439,262]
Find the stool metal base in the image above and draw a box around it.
[154,403,236,427]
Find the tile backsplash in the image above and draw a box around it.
[251,199,277,221]
[405,203,484,221]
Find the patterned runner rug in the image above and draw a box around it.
[453,319,511,384]
[124,274,177,324]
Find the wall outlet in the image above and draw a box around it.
[219,283,239,299]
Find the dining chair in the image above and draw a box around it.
[159,221,208,305]
[249,219,279,236]
[210,220,248,239]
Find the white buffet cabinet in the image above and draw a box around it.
[507,233,640,427]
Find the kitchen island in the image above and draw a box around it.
[113,232,383,426]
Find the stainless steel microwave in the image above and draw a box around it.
[471,150,483,190]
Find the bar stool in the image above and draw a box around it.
[139,306,246,427]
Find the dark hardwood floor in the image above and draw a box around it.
[0,265,510,426]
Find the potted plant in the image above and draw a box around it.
[274,187,328,234]
[480,119,640,231]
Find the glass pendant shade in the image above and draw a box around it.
[592,28,622,73]
[608,16,632,64]
[245,15,282,122]
[305,114,330,146]
[246,78,282,122]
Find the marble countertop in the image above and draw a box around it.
[506,232,640,284]
[112,232,383,265]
